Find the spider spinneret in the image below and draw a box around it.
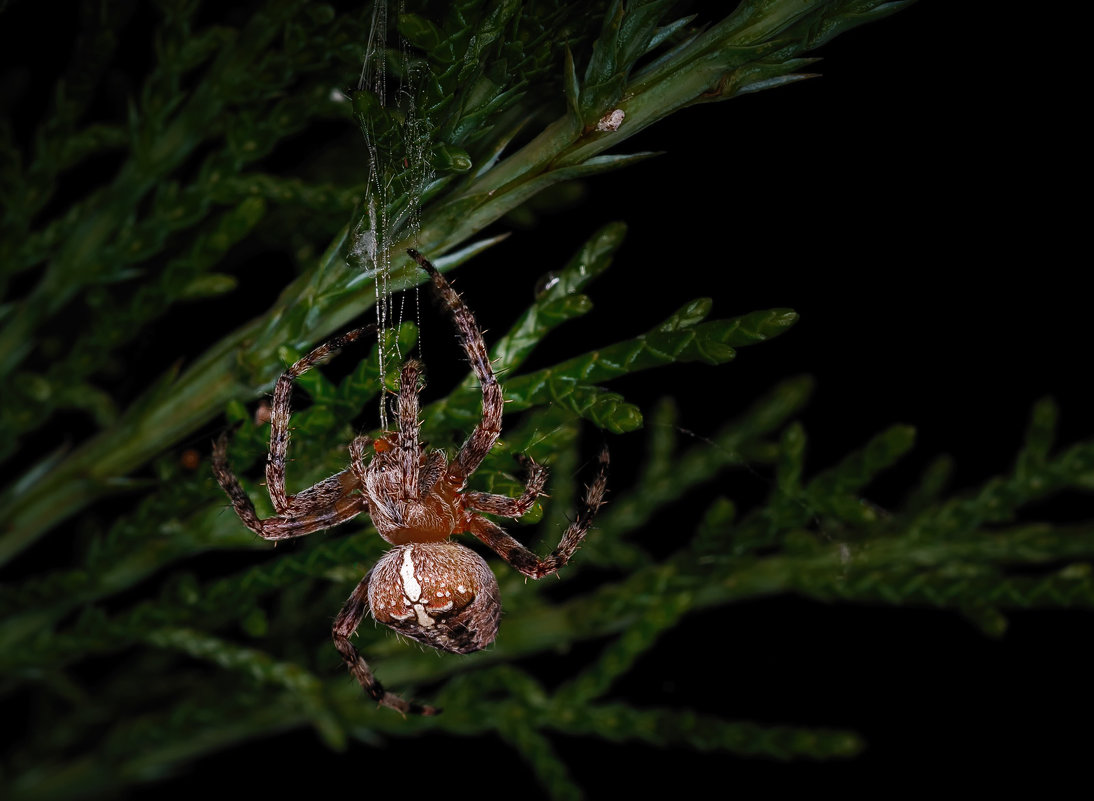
[212,249,608,716]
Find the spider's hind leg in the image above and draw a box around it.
[332,573,441,716]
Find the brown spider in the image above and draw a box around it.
[212,249,609,716]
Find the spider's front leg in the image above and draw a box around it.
[266,327,371,513]
[408,249,502,487]
[212,434,367,540]
[396,358,425,500]
[469,447,609,579]
[212,326,374,540]
[332,574,440,716]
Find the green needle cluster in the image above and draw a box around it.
[5,3,1088,801]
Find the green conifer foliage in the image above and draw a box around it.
[2,3,1087,799]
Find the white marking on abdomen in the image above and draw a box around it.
[412,603,435,627]
[400,547,422,602]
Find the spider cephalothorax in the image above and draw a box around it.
[212,250,608,715]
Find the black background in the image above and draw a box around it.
[4,0,1090,796]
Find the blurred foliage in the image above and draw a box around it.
[5,2,1092,800]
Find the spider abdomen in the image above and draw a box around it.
[368,541,500,654]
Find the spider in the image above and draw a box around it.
[212,249,609,716]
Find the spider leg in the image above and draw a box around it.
[284,469,368,519]
[464,454,550,519]
[332,574,441,716]
[468,447,609,579]
[348,434,374,487]
[212,432,266,533]
[266,327,371,514]
[417,450,447,497]
[212,433,367,539]
[397,359,424,500]
[408,249,501,487]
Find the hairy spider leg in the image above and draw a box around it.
[393,358,449,500]
[348,433,374,489]
[468,446,609,578]
[464,453,551,518]
[397,359,424,500]
[409,250,555,518]
[408,249,502,488]
[266,328,371,513]
[212,436,368,540]
[211,328,373,540]
[332,574,440,716]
